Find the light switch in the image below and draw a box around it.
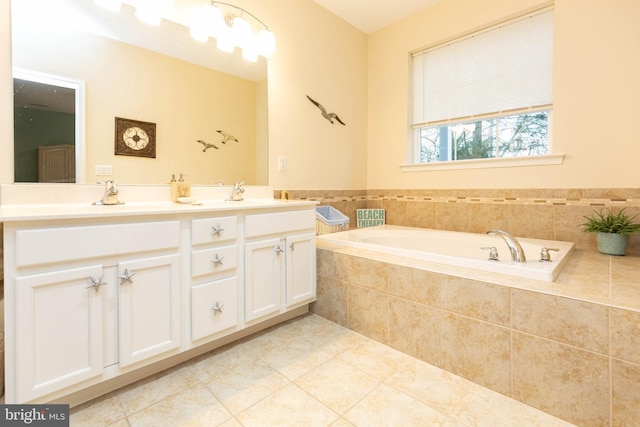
[95,164,113,176]
[278,156,287,171]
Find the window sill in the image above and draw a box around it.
[400,154,564,172]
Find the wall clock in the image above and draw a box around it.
[114,117,156,158]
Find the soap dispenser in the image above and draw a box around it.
[171,173,191,202]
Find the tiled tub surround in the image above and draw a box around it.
[313,242,640,427]
[291,184,640,427]
[276,188,640,254]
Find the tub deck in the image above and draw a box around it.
[318,225,574,282]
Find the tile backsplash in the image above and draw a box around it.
[277,188,640,253]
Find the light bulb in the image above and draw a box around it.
[231,16,251,48]
[189,5,224,41]
[135,9,161,25]
[94,0,121,12]
[206,5,225,39]
[216,26,235,53]
[242,38,258,62]
[257,29,276,58]
[135,0,164,26]
[189,9,209,42]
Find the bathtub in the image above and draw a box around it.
[317,225,575,282]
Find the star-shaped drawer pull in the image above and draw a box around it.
[211,224,224,236]
[211,301,225,315]
[211,254,224,265]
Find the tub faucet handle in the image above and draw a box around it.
[540,247,559,262]
[481,246,499,261]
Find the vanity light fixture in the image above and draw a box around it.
[189,1,276,61]
[95,0,171,26]
[93,0,275,61]
[94,0,122,12]
[134,0,171,26]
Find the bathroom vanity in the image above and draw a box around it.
[0,184,317,405]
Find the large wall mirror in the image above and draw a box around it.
[11,0,268,185]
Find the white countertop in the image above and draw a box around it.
[0,184,316,222]
[0,199,318,222]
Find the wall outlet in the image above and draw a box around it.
[278,156,287,171]
[95,164,113,176]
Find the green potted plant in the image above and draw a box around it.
[581,208,640,255]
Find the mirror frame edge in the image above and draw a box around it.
[1,0,13,184]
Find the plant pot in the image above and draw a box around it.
[596,232,629,256]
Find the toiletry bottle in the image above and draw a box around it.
[171,173,191,201]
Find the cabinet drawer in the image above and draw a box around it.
[191,216,238,246]
[15,221,180,267]
[191,245,238,278]
[245,210,315,238]
[191,277,239,341]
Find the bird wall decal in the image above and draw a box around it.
[217,130,239,143]
[197,139,219,152]
[306,95,345,125]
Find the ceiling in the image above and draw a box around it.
[312,0,441,34]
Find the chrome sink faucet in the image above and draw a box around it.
[487,229,526,262]
[226,181,245,201]
[97,179,121,205]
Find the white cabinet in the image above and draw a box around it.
[245,237,284,321]
[3,203,316,404]
[244,211,316,323]
[191,277,238,342]
[15,265,105,402]
[189,216,240,343]
[286,233,316,306]
[7,219,181,402]
[118,254,181,368]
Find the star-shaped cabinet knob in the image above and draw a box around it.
[117,268,136,285]
[87,275,107,292]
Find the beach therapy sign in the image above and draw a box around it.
[357,209,385,228]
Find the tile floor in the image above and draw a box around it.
[70,314,575,426]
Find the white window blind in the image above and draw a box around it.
[412,9,553,127]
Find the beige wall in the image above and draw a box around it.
[260,0,368,189]
[367,0,640,189]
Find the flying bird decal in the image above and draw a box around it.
[217,130,239,143]
[306,95,346,125]
[197,139,219,152]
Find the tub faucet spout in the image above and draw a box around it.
[487,229,526,262]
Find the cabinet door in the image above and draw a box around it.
[286,233,317,306]
[15,265,105,402]
[191,276,239,342]
[244,238,284,322]
[118,254,181,368]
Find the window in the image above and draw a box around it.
[411,9,553,165]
